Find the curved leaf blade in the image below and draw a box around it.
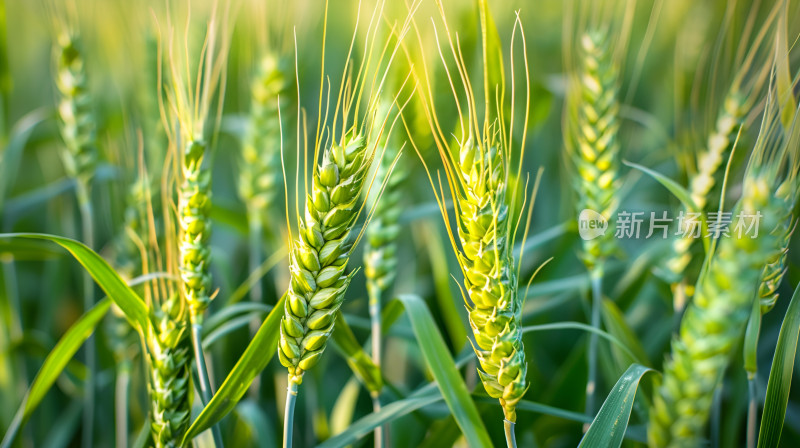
[0,109,49,209]
[317,391,442,448]
[623,160,698,213]
[331,311,383,393]
[758,282,800,448]
[579,363,654,448]
[0,233,148,330]
[0,298,111,448]
[395,294,493,447]
[182,293,286,444]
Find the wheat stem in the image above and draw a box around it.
[115,363,130,448]
[371,394,383,448]
[747,375,757,448]
[585,267,602,418]
[283,379,299,448]
[77,182,95,448]
[370,299,383,448]
[248,214,264,306]
[504,419,517,448]
[190,320,223,448]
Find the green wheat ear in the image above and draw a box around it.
[457,135,528,422]
[279,131,371,385]
[567,30,621,270]
[179,139,213,320]
[55,32,98,191]
[649,97,800,447]
[239,54,291,223]
[146,294,191,448]
[757,179,796,314]
[364,100,407,322]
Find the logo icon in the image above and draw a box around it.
[578,209,608,240]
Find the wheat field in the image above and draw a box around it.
[1,0,800,447]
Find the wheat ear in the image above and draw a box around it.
[146,293,191,448]
[566,29,622,418]
[649,97,800,448]
[278,131,370,384]
[408,4,532,434]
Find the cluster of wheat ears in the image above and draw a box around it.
[1,0,800,447]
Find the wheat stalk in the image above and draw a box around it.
[108,177,152,447]
[649,95,800,447]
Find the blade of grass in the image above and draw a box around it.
[331,311,383,394]
[757,282,800,448]
[394,294,492,447]
[0,297,111,448]
[579,363,654,448]
[0,233,148,330]
[623,160,699,213]
[182,293,286,444]
[420,223,466,350]
[317,392,442,448]
[0,109,49,210]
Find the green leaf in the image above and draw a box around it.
[331,311,383,393]
[421,222,466,350]
[601,300,650,367]
[230,399,277,448]
[0,109,49,210]
[579,363,654,448]
[623,161,699,213]
[182,293,286,445]
[0,298,111,448]
[522,321,639,362]
[394,294,492,447]
[758,282,800,448]
[330,377,362,436]
[0,233,149,331]
[317,391,442,448]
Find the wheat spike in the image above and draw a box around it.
[179,140,213,320]
[567,30,621,270]
[278,131,371,385]
[55,32,98,192]
[649,97,799,447]
[146,294,191,448]
[458,134,528,422]
[364,100,406,319]
[239,55,290,223]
